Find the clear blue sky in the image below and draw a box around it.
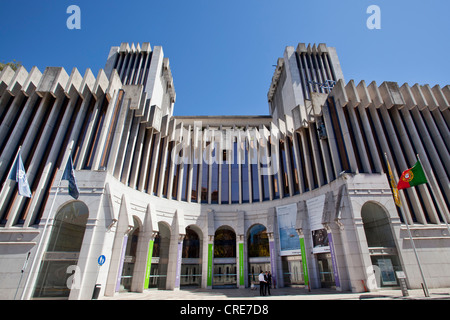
[1,0,449,116]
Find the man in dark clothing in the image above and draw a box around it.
[264,271,272,295]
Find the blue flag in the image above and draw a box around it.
[9,149,32,198]
[62,155,79,199]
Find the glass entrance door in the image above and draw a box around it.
[281,256,304,286]
[248,259,271,287]
[33,201,88,299]
[317,253,335,288]
[213,261,237,288]
[180,261,202,287]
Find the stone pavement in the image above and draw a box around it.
[99,286,450,300]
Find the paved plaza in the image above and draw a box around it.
[99,286,450,300]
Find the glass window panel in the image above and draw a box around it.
[251,164,260,202]
[247,224,270,257]
[214,228,236,258]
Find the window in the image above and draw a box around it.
[33,201,89,298]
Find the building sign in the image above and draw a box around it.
[276,203,301,256]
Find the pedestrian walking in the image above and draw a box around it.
[258,271,266,296]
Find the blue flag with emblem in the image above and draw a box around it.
[9,149,32,198]
[62,155,79,199]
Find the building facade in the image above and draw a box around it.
[0,42,449,300]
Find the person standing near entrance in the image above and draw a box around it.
[265,271,272,295]
[258,271,266,296]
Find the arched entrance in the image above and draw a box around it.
[180,226,202,287]
[247,224,270,287]
[118,216,141,292]
[33,201,89,299]
[148,222,170,289]
[361,202,402,288]
[213,226,237,288]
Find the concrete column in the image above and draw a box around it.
[156,137,168,197]
[308,122,325,187]
[291,132,306,194]
[299,129,315,191]
[356,80,383,173]
[76,95,104,170]
[120,113,140,184]
[283,136,294,196]
[146,133,161,194]
[128,124,147,189]
[345,80,372,173]
[174,235,184,290]
[331,88,359,174]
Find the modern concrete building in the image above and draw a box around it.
[0,42,448,300]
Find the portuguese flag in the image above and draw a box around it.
[397,160,427,190]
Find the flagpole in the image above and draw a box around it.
[397,201,430,297]
[416,154,450,236]
[19,144,73,300]
[384,153,429,297]
[19,172,64,300]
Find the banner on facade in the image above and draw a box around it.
[299,237,309,287]
[239,243,244,286]
[306,195,330,254]
[276,203,301,256]
[207,243,213,286]
[144,240,154,288]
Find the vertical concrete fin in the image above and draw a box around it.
[64,67,83,98]
[104,183,118,222]
[117,194,134,233]
[173,209,186,236]
[7,65,28,96]
[296,201,306,232]
[22,66,42,97]
[36,67,69,97]
[144,204,159,235]
[93,69,109,99]
[322,191,335,226]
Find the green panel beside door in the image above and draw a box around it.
[144,240,154,288]
[300,237,309,287]
[239,243,244,286]
[207,243,213,286]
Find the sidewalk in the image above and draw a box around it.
[99,286,450,300]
